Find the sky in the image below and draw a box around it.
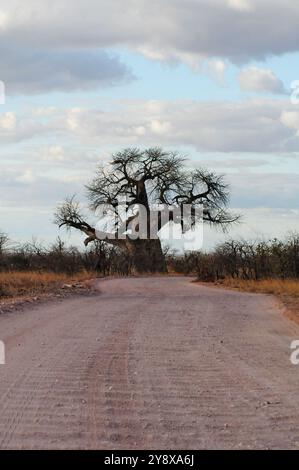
[0,0,299,251]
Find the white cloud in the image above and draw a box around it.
[227,0,252,12]
[205,59,227,85]
[41,146,66,162]
[0,0,298,77]
[150,119,172,135]
[238,66,286,94]
[0,112,44,142]
[281,111,299,134]
[0,112,16,130]
[0,1,297,95]
[16,169,35,184]
[49,98,298,153]
[2,98,299,153]
[0,10,8,29]
[34,107,57,116]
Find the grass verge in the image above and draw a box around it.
[0,270,94,299]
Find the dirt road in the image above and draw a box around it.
[0,277,299,449]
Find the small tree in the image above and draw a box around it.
[55,148,239,273]
[0,231,9,255]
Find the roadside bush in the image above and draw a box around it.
[170,233,299,281]
[0,237,133,276]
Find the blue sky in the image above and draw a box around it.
[0,0,299,250]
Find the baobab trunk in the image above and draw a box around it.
[128,239,167,273]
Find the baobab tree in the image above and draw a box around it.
[55,148,239,273]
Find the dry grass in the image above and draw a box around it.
[0,270,93,299]
[220,278,299,297]
[219,278,299,325]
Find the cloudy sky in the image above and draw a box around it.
[1,0,299,249]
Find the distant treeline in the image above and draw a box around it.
[169,233,299,281]
[1,231,299,280]
[0,235,132,276]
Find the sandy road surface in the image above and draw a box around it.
[0,277,299,449]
